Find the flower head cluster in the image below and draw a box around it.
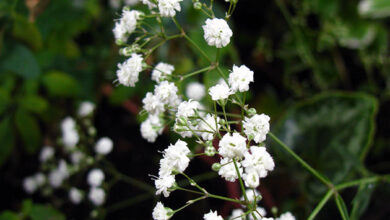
[61,117,79,150]
[158,0,183,17]
[243,114,270,143]
[152,62,175,82]
[203,18,233,48]
[186,82,206,101]
[228,65,254,92]
[203,210,223,220]
[153,202,173,220]
[113,8,144,43]
[116,53,144,87]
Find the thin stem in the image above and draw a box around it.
[105,193,153,214]
[268,132,333,188]
[180,172,208,194]
[181,66,213,80]
[335,176,380,191]
[174,196,207,213]
[233,158,249,203]
[307,189,333,220]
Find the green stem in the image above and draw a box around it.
[173,196,207,213]
[181,66,213,80]
[307,189,333,220]
[335,176,380,191]
[268,132,333,188]
[233,158,248,203]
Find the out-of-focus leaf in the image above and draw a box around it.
[30,204,65,220]
[332,21,377,49]
[1,44,41,79]
[0,117,14,167]
[350,183,375,220]
[272,93,377,189]
[358,0,390,18]
[0,88,10,115]
[42,71,81,97]
[0,211,18,220]
[12,14,43,50]
[109,86,136,106]
[20,95,48,114]
[15,109,41,154]
[304,0,339,18]
[335,194,350,220]
[22,199,33,216]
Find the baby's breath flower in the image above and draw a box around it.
[116,53,144,87]
[154,81,180,105]
[276,212,296,220]
[23,176,38,194]
[143,92,165,115]
[241,189,261,204]
[61,117,79,150]
[40,146,54,163]
[152,202,173,220]
[87,168,105,187]
[248,207,267,220]
[203,210,223,220]
[158,140,191,176]
[242,170,260,188]
[152,62,175,82]
[186,82,206,100]
[243,114,270,143]
[69,187,83,204]
[70,151,84,165]
[208,83,231,101]
[95,137,114,155]
[218,157,242,182]
[142,0,157,9]
[242,146,274,178]
[228,65,254,92]
[202,18,232,48]
[219,132,247,159]
[198,114,221,141]
[89,187,105,206]
[158,0,183,17]
[78,101,95,117]
[155,174,175,197]
[176,100,200,119]
[140,114,164,143]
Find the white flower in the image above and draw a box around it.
[198,114,220,141]
[243,170,260,188]
[158,0,182,17]
[152,62,175,82]
[176,100,200,119]
[70,151,84,165]
[228,65,254,92]
[202,18,232,48]
[241,189,261,204]
[116,53,143,87]
[113,21,128,43]
[219,132,248,159]
[248,207,267,220]
[141,115,164,143]
[143,92,165,115]
[186,82,206,100]
[49,160,69,188]
[158,140,190,176]
[89,187,105,206]
[243,114,270,143]
[230,209,245,220]
[61,117,79,149]
[209,83,231,101]
[203,210,223,220]
[242,146,275,178]
[152,202,172,220]
[218,157,242,182]
[23,176,37,194]
[276,212,295,220]
[155,175,175,197]
[39,146,54,162]
[69,187,83,204]
[34,173,46,187]
[113,9,143,43]
[78,101,95,117]
[154,81,179,105]
[95,137,113,155]
[87,168,105,187]
[125,0,139,6]
[142,0,156,9]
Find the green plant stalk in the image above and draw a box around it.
[335,176,380,191]
[181,66,213,80]
[307,189,333,220]
[268,132,333,188]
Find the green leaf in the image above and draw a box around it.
[0,117,14,167]
[15,109,41,154]
[359,0,390,18]
[350,183,375,220]
[12,14,43,50]
[0,88,10,115]
[22,199,33,216]
[30,204,65,220]
[20,95,48,114]
[0,211,19,220]
[272,93,377,188]
[335,194,350,220]
[1,44,41,79]
[42,71,81,97]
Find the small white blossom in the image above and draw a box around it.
[202,18,232,48]
[69,187,83,204]
[155,175,175,197]
[89,187,105,206]
[243,170,260,188]
[241,189,261,204]
[152,202,172,220]
[186,82,206,100]
[23,176,38,194]
[141,115,164,143]
[152,62,175,82]
[143,92,165,115]
[125,0,139,6]
[209,83,231,101]
[34,173,46,187]
[87,168,105,187]
[113,21,128,43]
[176,100,200,119]
[229,209,245,220]
[242,146,275,178]
[154,81,180,105]
[198,114,220,141]
[203,210,223,220]
[49,160,69,188]
[243,114,270,143]
[158,0,182,17]
[95,137,114,155]
[219,132,247,159]
[218,157,242,182]
[116,53,143,87]
[228,65,254,92]
[158,140,190,176]
[248,207,267,220]
[113,9,143,43]
[61,117,79,149]
[78,101,95,117]
[276,212,295,220]
[39,146,54,162]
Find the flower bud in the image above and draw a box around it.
[246,108,257,117]
[271,207,278,216]
[193,2,202,10]
[212,163,221,171]
[205,146,216,156]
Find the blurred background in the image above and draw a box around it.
[0,0,390,219]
